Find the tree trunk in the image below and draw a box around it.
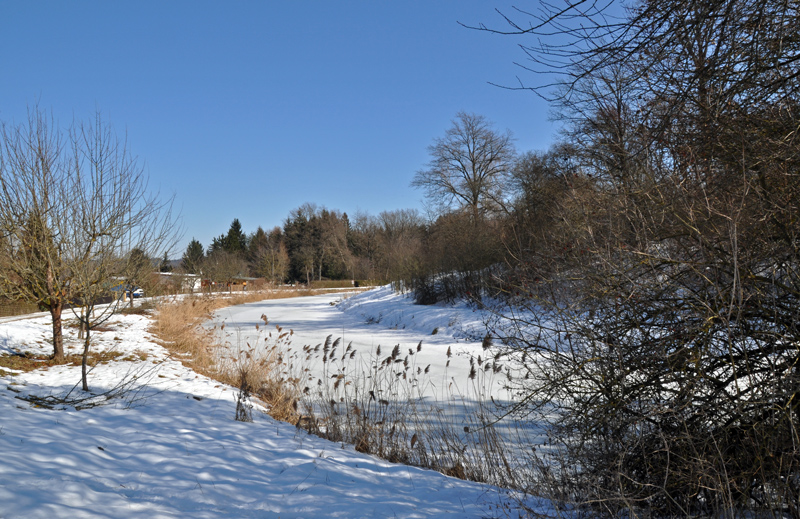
[49,302,65,362]
[45,262,65,362]
[81,327,91,392]
[77,306,87,339]
[81,306,93,392]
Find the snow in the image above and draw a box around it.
[211,287,545,500]
[0,291,539,518]
[212,286,512,403]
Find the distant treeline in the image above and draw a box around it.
[178,112,554,299]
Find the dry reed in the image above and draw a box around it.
[276,333,541,494]
[149,288,331,421]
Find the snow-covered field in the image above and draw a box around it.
[0,290,541,518]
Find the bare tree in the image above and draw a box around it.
[376,209,424,284]
[0,109,73,360]
[201,250,248,293]
[283,204,354,283]
[348,211,381,280]
[411,111,515,221]
[0,108,177,380]
[65,114,178,391]
[248,226,289,284]
[317,208,354,281]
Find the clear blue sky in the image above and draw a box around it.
[0,1,556,255]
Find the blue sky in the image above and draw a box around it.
[0,2,556,255]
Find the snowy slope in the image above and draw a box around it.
[336,285,491,341]
[0,302,526,518]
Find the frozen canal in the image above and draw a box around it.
[209,289,510,402]
[209,287,542,493]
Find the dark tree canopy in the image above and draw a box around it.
[225,218,247,254]
[209,218,248,256]
[159,252,173,273]
[283,204,353,283]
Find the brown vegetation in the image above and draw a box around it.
[472,0,800,516]
[287,334,528,490]
[149,288,330,422]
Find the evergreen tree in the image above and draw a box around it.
[283,204,354,282]
[225,218,248,254]
[208,234,225,255]
[159,252,173,273]
[181,238,205,274]
[208,219,248,256]
[247,226,269,265]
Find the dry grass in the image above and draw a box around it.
[117,300,157,315]
[308,280,358,289]
[0,349,133,373]
[150,287,325,369]
[285,334,533,491]
[149,288,334,422]
[216,324,302,422]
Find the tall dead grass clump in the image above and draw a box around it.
[288,334,539,493]
[215,323,301,423]
[150,295,219,373]
[150,290,312,422]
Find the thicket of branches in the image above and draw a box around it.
[474,0,800,516]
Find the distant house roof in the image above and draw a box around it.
[155,272,200,278]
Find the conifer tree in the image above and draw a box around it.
[181,238,204,274]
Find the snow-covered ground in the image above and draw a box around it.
[0,292,540,518]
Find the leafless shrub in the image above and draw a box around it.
[478,0,800,515]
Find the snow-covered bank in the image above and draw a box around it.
[336,285,492,341]
[0,301,533,518]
